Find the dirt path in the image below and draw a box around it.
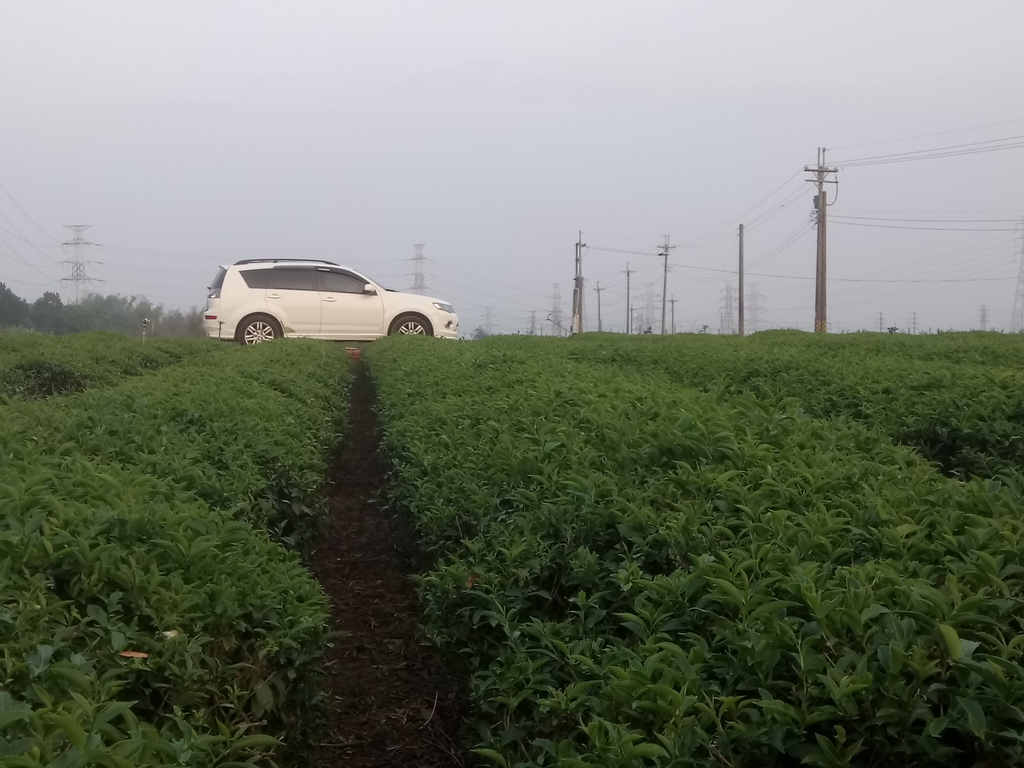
[307,362,470,768]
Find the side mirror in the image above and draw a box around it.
[363,284,377,295]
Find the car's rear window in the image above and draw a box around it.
[209,267,227,291]
[240,268,272,289]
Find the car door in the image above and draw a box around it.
[266,267,321,336]
[316,267,385,339]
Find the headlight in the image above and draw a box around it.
[432,301,454,313]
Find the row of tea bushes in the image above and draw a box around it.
[368,335,1024,768]
[568,331,1024,480]
[0,332,217,400]
[0,340,349,766]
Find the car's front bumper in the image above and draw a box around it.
[435,313,458,338]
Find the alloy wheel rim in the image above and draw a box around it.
[398,321,426,335]
[244,321,275,344]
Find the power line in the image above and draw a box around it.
[677,170,803,245]
[831,221,1018,231]
[586,245,658,258]
[0,232,59,283]
[0,270,54,288]
[831,140,1024,167]
[0,210,62,265]
[747,222,815,269]
[828,232,1013,285]
[828,116,1024,152]
[822,208,1023,215]
[831,133,1024,163]
[672,185,810,251]
[830,244,1019,294]
[670,262,1016,283]
[828,261,1019,310]
[0,220,61,250]
[0,178,60,243]
[831,215,1019,223]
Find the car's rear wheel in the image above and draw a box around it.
[237,314,281,345]
[388,314,433,336]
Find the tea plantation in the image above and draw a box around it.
[366,332,1024,768]
[5,330,1024,767]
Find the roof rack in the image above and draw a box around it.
[234,258,339,266]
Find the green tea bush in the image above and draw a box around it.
[567,331,1024,480]
[0,339,349,766]
[9,342,347,545]
[368,335,1024,768]
[0,331,216,400]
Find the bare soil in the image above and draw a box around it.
[306,362,471,768]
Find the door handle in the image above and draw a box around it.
[267,293,281,299]
[322,296,337,303]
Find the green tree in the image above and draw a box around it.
[30,291,66,334]
[1,284,204,337]
[0,282,30,328]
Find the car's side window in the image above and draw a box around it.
[318,269,366,294]
[240,269,272,289]
[268,268,318,291]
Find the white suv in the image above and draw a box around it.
[202,259,459,344]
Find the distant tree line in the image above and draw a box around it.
[0,283,204,337]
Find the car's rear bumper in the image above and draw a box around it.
[203,317,234,340]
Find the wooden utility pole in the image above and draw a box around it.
[572,231,586,334]
[623,263,633,335]
[668,296,677,334]
[595,282,603,332]
[738,223,745,337]
[659,235,675,334]
[805,149,837,334]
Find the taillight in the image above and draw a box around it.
[205,314,217,320]
[207,289,220,299]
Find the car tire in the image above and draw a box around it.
[388,313,433,336]
[236,314,282,345]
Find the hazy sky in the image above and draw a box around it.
[2,1,1022,334]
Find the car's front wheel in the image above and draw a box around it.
[388,314,433,336]
[237,314,281,345]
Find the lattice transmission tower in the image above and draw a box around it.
[551,283,562,336]
[1011,219,1024,333]
[644,284,656,332]
[719,281,737,335]
[410,243,428,295]
[61,225,96,304]
[745,282,766,333]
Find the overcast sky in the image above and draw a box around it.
[1,1,1022,334]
